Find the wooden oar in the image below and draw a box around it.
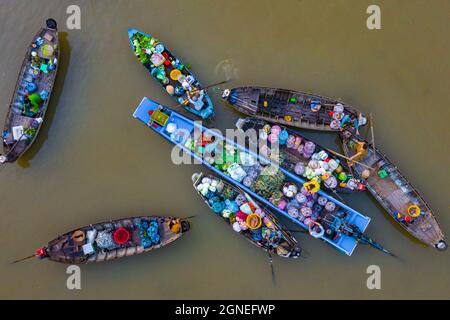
[340,141,356,178]
[288,228,308,234]
[268,253,276,285]
[182,215,197,220]
[172,80,230,110]
[203,80,229,91]
[11,254,35,264]
[369,113,376,150]
[330,188,348,204]
[326,148,375,171]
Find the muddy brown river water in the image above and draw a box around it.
[0,0,449,299]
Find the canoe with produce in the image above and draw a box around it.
[132,97,394,256]
[192,172,302,258]
[1,19,59,164]
[236,117,365,193]
[128,28,214,119]
[222,86,367,133]
[35,216,191,264]
[340,130,447,251]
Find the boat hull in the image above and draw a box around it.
[193,172,302,258]
[40,216,190,264]
[133,97,372,256]
[1,20,59,164]
[236,117,364,194]
[127,28,214,119]
[222,86,366,132]
[340,133,446,250]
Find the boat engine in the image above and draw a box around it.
[181,220,191,233]
[436,240,448,251]
[46,18,57,30]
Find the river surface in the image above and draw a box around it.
[0,0,449,299]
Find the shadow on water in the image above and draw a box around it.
[17,32,71,168]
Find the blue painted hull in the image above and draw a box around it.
[133,97,372,256]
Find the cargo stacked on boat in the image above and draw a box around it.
[193,172,302,258]
[236,118,366,193]
[128,28,214,119]
[1,19,59,164]
[133,98,393,256]
[186,136,353,242]
[221,86,367,133]
[35,216,191,264]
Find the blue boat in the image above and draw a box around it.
[128,28,214,120]
[133,98,393,256]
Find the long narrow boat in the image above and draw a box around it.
[0,19,59,164]
[339,131,447,251]
[132,97,392,256]
[35,216,191,264]
[192,172,302,258]
[128,28,214,119]
[235,117,365,194]
[221,86,367,133]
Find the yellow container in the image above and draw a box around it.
[246,214,262,230]
[170,69,182,81]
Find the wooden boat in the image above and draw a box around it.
[128,28,214,119]
[236,117,365,194]
[222,86,367,133]
[35,216,191,264]
[340,131,447,251]
[192,172,302,258]
[0,19,59,164]
[132,97,394,256]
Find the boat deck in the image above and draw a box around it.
[226,87,363,132]
[342,139,444,246]
[2,26,59,161]
[47,217,182,264]
[128,28,214,119]
[134,97,372,256]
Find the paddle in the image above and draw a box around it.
[326,213,396,258]
[330,188,348,204]
[182,215,197,220]
[11,254,35,264]
[368,113,378,158]
[172,80,230,110]
[287,228,308,234]
[268,253,276,285]
[369,113,376,150]
[325,147,375,171]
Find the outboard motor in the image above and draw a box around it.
[46,18,57,30]
[181,220,191,233]
[291,246,302,259]
[436,240,447,251]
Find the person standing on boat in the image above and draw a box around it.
[187,89,205,111]
[169,218,182,233]
[340,114,360,135]
[348,140,368,164]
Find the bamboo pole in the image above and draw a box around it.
[326,148,375,171]
[369,113,376,150]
